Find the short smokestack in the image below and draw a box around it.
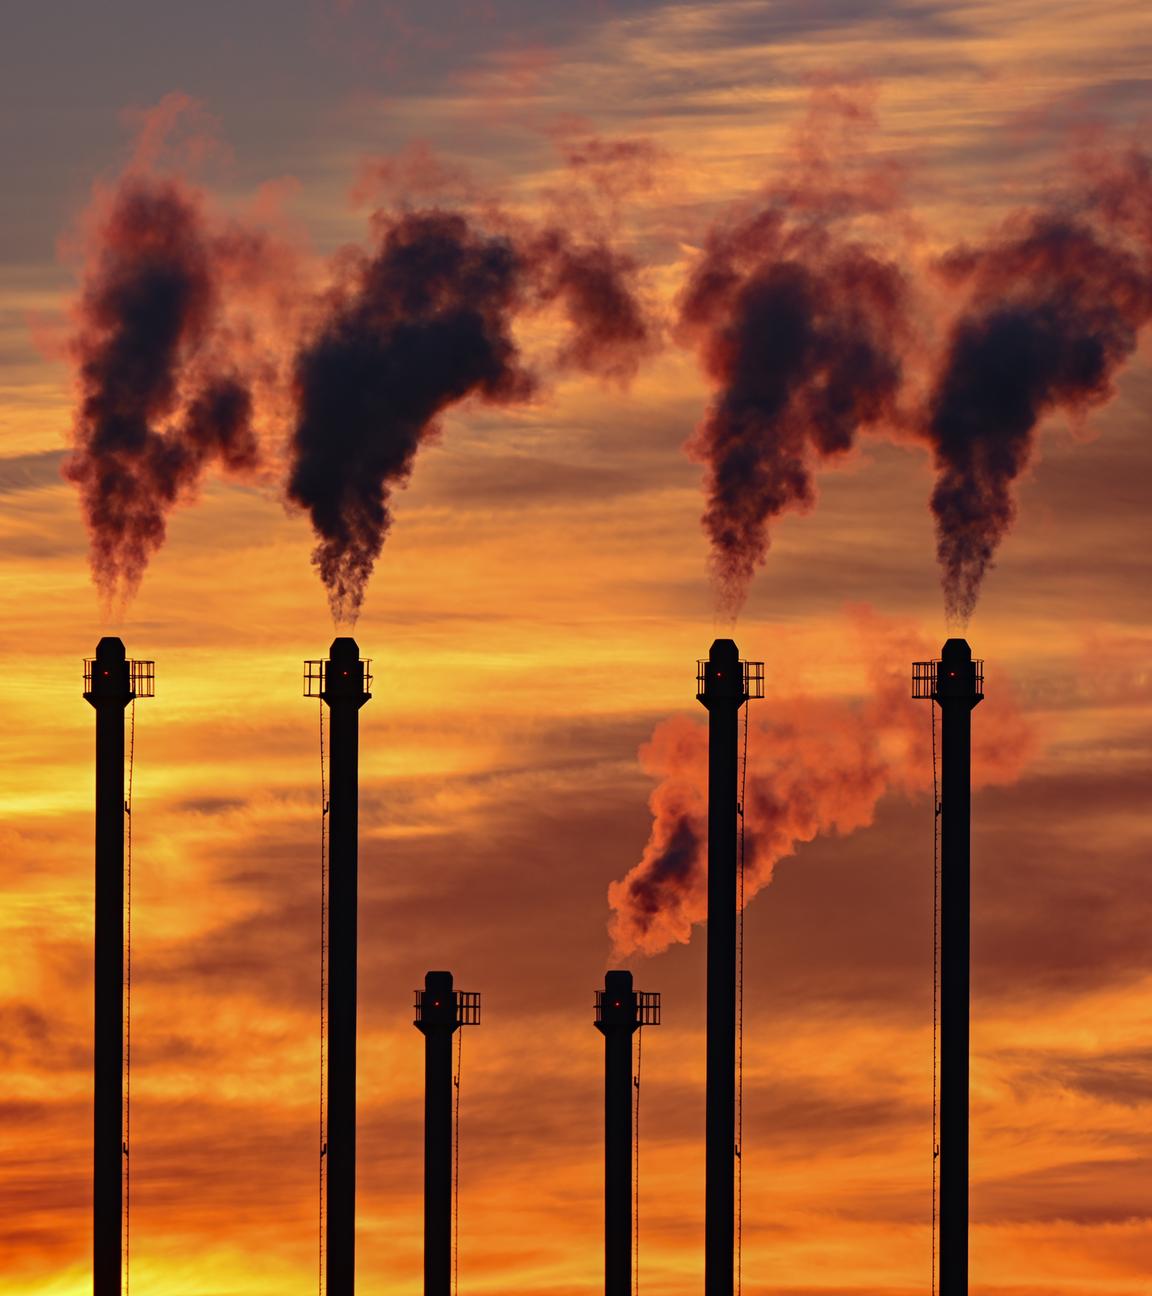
[914,639,983,1294]
[84,638,153,1296]
[594,970,660,1296]
[307,639,371,1296]
[697,639,758,1296]
[414,970,480,1296]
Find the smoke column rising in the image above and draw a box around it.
[924,150,1152,623]
[288,206,649,623]
[287,211,531,624]
[680,212,909,616]
[67,176,261,605]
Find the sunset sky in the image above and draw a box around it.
[2,2,1151,1294]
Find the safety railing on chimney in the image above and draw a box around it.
[303,659,374,697]
[593,989,661,1026]
[130,660,156,697]
[83,659,156,697]
[412,990,482,1025]
[637,990,661,1025]
[912,659,985,699]
[695,660,765,698]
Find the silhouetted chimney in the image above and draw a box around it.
[414,970,480,1296]
[307,639,371,1296]
[697,640,761,1296]
[914,638,983,1295]
[594,970,660,1296]
[83,638,153,1296]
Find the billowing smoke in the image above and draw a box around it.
[609,620,1036,956]
[287,211,530,623]
[67,176,261,605]
[924,151,1152,623]
[288,207,649,622]
[679,212,909,616]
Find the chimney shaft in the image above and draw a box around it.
[322,637,370,1296]
[698,639,748,1296]
[85,637,133,1296]
[596,970,640,1296]
[936,639,982,1295]
[415,971,458,1296]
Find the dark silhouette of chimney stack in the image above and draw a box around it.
[594,970,660,1296]
[306,638,371,1296]
[914,638,984,1294]
[414,970,480,1296]
[697,639,762,1296]
[84,637,153,1296]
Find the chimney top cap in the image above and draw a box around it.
[424,970,454,990]
[605,969,634,991]
[330,636,360,660]
[941,638,973,662]
[94,637,126,660]
[709,638,740,662]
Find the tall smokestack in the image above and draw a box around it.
[697,639,758,1296]
[914,639,983,1294]
[594,970,660,1296]
[83,637,153,1296]
[308,639,371,1296]
[414,970,480,1296]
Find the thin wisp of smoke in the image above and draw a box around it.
[923,149,1152,624]
[67,177,264,606]
[609,632,1035,956]
[287,203,650,623]
[527,229,650,382]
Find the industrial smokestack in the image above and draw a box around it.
[83,637,153,1296]
[697,640,760,1296]
[414,970,480,1296]
[914,639,983,1293]
[307,639,371,1296]
[594,970,660,1296]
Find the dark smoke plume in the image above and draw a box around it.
[68,177,260,604]
[680,211,909,615]
[924,156,1152,622]
[287,211,531,623]
[288,207,649,622]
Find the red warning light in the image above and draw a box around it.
[433,1000,441,1007]
[613,1000,621,1007]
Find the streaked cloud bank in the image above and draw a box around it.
[1,0,1150,1292]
